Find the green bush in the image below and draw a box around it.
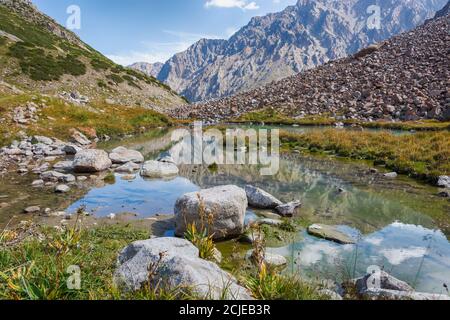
[106,74,124,84]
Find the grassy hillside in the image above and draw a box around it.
[0,3,185,108]
[0,93,173,147]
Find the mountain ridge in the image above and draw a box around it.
[155,0,446,102]
[170,10,450,122]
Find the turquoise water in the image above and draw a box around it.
[63,126,449,294]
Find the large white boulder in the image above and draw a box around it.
[109,147,144,164]
[175,185,248,240]
[141,160,179,178]
[114,237,253,300]
[73,149,112,173]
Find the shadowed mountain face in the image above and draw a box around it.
[156,0,446,102]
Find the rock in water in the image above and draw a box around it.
[307,224,356,244]
[55,184,70,193]
[354,271,414,293]
[141,160,179,179]
[114,237,253,300]
[437,176,450,188]
[175,185,248,240]
[244,185,282,209]
[350,271,450,301]
[73,149,112,173]
[115,162,141,173]
[246,250,287,269]
[275,200,302,217]
[109,147,144,164]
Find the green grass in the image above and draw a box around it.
[235,108,450,131]
[280,130,450,184]
[0,94,173,146]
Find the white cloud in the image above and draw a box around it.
[380,247,428,266]
[106,30,220,66]
[205,0,260,10]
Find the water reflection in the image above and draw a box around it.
[269,222,450,294]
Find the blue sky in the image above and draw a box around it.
[32,0,297,65]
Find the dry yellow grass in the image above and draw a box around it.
[281,129,450,183]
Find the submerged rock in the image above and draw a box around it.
[246,250,287,268]
[114,237,253,300]
[257,218,283,227]
[275,200,302,217]
[141,160,179,179]
[109,147,144,164]
[307,224,356,244]
[245,185,282,209]
[115,161,141,173]
[40,171,75,183]
[175,185,248,240]
[73,149,112,173]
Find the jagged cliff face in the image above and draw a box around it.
[157,0,446,102]
[129,62,164,78]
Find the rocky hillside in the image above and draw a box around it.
[170,11,450,122]
[0,0,185,109]
[129,62,164,78]
[156,0,446,102]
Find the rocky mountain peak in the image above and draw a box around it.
[170,12,450,122]
[156,0,446,102]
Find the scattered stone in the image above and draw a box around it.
[73,149,112,173]
[307,224,356,244]
[319,289,343,300]
[350,271,450,300]
[41,171,75,183]
[257,218,283,227]
[174,185,248,240]
[245,185,282,209]
[63,144,81,155]
[115,162,141,173]
[77,176,88,182]
[53,161,74,172]
[239,230,264,244]
[141,160,179,179]
[24,206,40,214]
[109,147,144,164]
[121,174,136,181]
[275,200,302,217]
[437,176,450,188]
[31,179,44,187]
[246,250,287,268]
[437,189,450,198]
[55,184,70,193]
[384,172,398,179]
[114,237,253,300]
[70,129,91,146]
